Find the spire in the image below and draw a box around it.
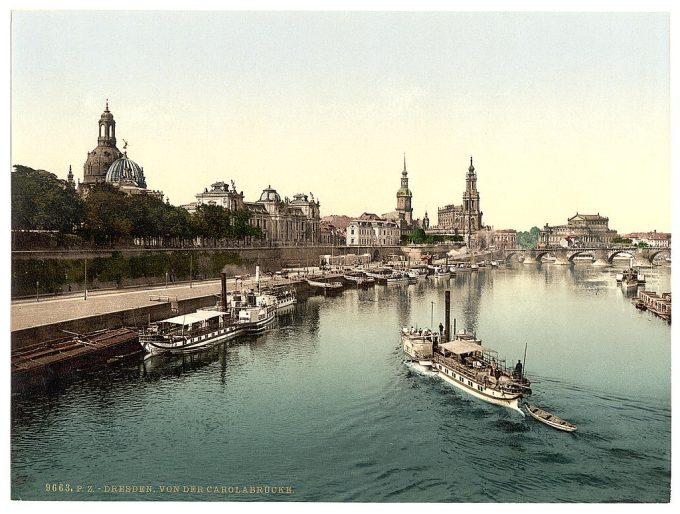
[468,156,475,173]
[402,153,407,176]
[105,98,109,112]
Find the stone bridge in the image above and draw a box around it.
[502,246,671,266]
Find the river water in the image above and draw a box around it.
[11,263,671,502]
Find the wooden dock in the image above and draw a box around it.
[636,291,671,323]
[12,327,140,391]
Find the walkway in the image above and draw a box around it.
[11,276,289,332]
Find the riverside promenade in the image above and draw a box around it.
[10,274,295,332]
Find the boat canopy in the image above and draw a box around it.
[439,340,486,355]
[160,311,225,326]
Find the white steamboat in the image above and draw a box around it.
[402,328,531,413]
[140,290,276,356]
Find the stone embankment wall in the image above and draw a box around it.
[11,246,402,298]
[11,294,218,350]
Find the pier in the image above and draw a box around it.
[636,291,672,323]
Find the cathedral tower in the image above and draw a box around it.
[396,154,413,227]
[462,156,483,232]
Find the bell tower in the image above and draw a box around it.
[396,153,413,226]
[462,156,482,232]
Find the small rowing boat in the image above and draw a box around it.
[524,403,577,432]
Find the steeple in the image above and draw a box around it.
[67,165,75,188]
[396,153,413,227]
[401,154,409,188]
[468,156,475,174]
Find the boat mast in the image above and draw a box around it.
[523,342,528,376]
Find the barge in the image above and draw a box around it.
[12,327,140,391]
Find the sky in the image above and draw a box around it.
[10,10,671,233]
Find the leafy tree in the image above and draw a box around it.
[231,209,262,241]
[193,204,232,241]
[11,165,84,233]
[80,183,131,245]
[517,226,541,249]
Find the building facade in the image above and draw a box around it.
[346,213,400,247]
[622,231,671,248]
[183,182,321,245]
[539,213,618,247]
[431,157,483,239]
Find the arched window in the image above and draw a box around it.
[100,124,105,137]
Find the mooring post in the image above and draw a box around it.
[445,290,451,342]
[220,272,227,311]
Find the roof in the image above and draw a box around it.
[359,212,381,220]
[105,153,147,188]
[439,340,486,355]
[159,310,225,325]
[258,185,281,203]
[569,213,608,221]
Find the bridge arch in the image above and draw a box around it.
[649,248,671,264]
[504,250,523,262]
[533,251,553,262]
[606,249,635,264]
[567,250,595,263]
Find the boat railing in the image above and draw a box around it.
[140,317,232,339]
[433,353,527,390]
[410,350,433,360]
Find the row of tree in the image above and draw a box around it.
[11,165,262,246]
[402,228,464,245]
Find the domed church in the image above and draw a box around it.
[79,101,163,199]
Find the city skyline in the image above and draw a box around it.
[11,11,670,234]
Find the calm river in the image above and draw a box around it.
[11,263,671,502]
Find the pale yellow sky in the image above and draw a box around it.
[11,11,671,233]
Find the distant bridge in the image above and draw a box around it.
[502,246,671,266]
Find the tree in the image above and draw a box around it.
[80,183,131,245]
[192,204,232,242]
[11,165,84,233]
[517,226,541,249]
[231,209,262,241]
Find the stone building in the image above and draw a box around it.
[320,221,346,246]
[622,231,671,248]
[79,102,163,199]
[539,213,618,247]
[431,157,484,239]
[346,213,400,247]
[183,182,321,245]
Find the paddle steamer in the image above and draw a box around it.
[402,327,531,413]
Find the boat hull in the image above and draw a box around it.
[141,326,244,356]
[432,361,523,413]
[525,404,577,432]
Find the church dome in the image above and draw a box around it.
[259,185,281,202]
[105,153,147,188]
